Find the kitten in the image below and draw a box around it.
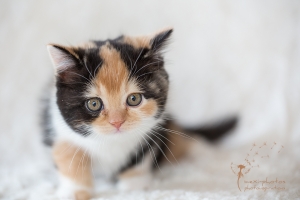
[43,29,237,200]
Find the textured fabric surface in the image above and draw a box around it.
[0,0,300,199]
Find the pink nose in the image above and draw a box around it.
[109,120,124,129]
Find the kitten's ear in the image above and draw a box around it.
[47,44,79,72]
[149,28,173,54]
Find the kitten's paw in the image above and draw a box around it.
[56,187,91,200]
[117,173,152,191]
[56,176,92,200]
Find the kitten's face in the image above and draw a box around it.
[47,29,172,136]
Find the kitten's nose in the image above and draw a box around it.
[109,120,124,129]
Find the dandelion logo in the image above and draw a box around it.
[230,141,284,191]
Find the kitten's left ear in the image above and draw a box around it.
[150,29,173,53]
[149,28,173,54]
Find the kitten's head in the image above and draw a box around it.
[47,29,172,136]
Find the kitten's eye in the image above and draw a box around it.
[127,93,142,107]
[86,98,103,112]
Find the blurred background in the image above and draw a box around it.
[0,0,299,199]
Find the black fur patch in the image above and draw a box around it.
[183,117,238,141]
[54,45,103,136]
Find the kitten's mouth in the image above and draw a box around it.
[113,128,123,134]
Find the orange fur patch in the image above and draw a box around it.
[97,43,129,94]
[90,44,130,132]
[140,99,157,116]
[52,141,93,187]
[77,41,97,49]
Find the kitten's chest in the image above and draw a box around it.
[83,133,143,177]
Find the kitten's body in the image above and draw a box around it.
[43,29,236,200]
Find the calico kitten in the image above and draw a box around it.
[43,29,237,200]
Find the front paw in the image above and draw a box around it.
[56,187,91,200]
[56,176,92,200]
[74,190,91,200]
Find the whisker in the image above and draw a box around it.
[137,135,145,164]
[132,61,160,77]
[68,72,90,82]
[93,61,102,78]
[79,149,88,180]
[136,129,161,172]
[131,37,148,77]
[144,132,174,165]
[149,130,178,164]
[83,58,94,79]
[155,125,199,143]
[150,129,175,145]
[136,72,153,79]
[75,148,86,179]
[132,48,144,77]
[68,146,81,172]
[124,51,134,79]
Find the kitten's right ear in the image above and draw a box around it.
[47,44,78,73]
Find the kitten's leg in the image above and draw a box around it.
[53,141,93,200]
[117,152,153,191]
